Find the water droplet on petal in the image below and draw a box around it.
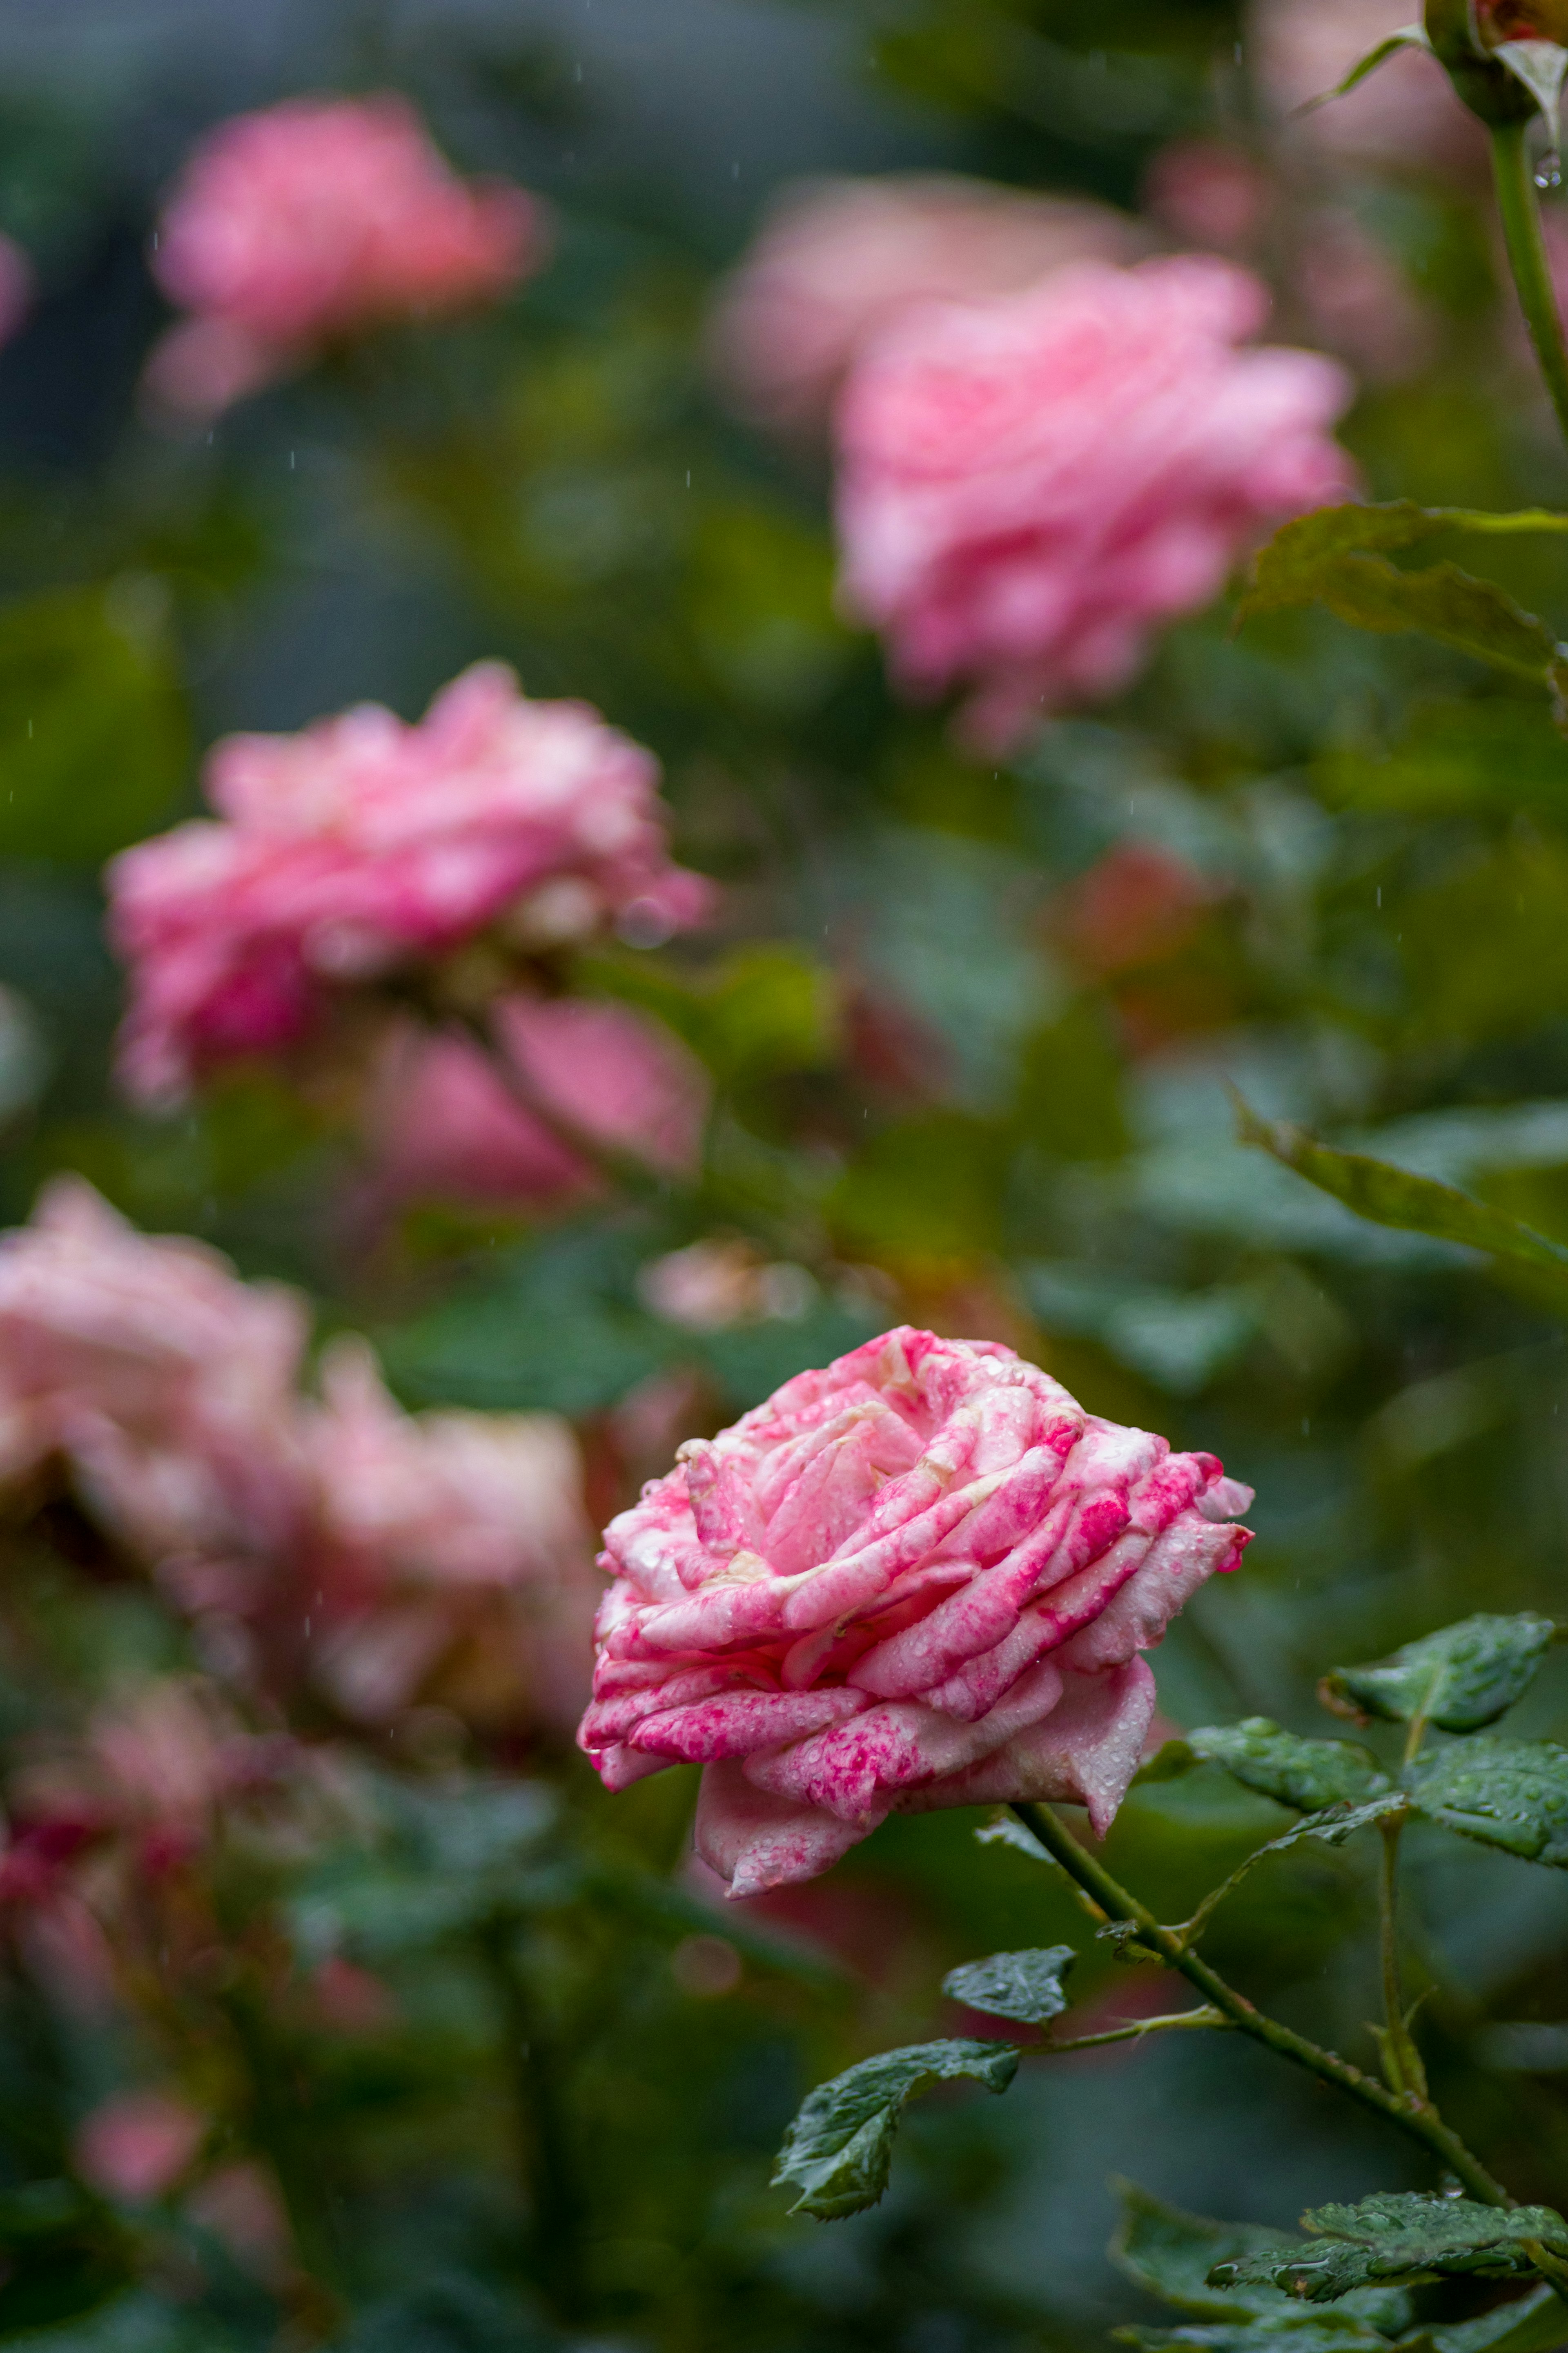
[1536,149,1562,190]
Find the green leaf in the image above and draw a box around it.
[1405,1735,1568,1864]
[1238,504,1568,699]
[1321,1614,1557,1733]
[1209,2196,1568,2303]
[941,1945,1074,2025]
[1118,2320,1396,2353]
[1298,26,1431,114]
[772,2039,1019,2221]
[1415,2282,1568,2353]
[1234,1097,1568,1298]
[1110,2183,1410,2333]
[1185,1720,1391,1811]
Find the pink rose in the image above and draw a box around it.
[708,172,1140,434]
[106,661,712,1106]
[74,2092,206,2204]
[303,1336,597,1726]
[144,94,547,416]
[0,1176,310,1564]
[835,254,1356,749]
[578,1326,1252,1898]
[364,994,710,1211]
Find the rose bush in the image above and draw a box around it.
[106,659,712,1105]
[143,93,546,415]
[579,1327,1252,1896]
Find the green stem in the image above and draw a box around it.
[1010,1802,1511,2208]
[1491,120,1568,453]
[1377,1816,1428,2101]
[478,1922,589,2325]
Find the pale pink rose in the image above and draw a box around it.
[708,173,1141,433]
[578,1326,1252,1898]
[107,661,713,1106]
[74,2092,206,2204]
[1250,0,1483,174]
[186,2161,292,2282]
[364,995,710,1210]
[0,1177,310,1565]
[145,94,546,416]
[835,256,1356,750]
[303,1338,597,1726]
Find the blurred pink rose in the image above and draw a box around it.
[579,1326,1251,1897]
[835,256,1356,749]
[107,661,712,1106]
[1250,0,1483,174]
[365,995,710,1211]
[708,172,1140,434]
[304,1337,598,1726]
[145,93,547,417]
[74,2091,206,2204]
[1143,142,1272,254]
[0,1176,310,1564]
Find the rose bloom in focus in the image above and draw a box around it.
[578,1327,1252,1897]
[835,254,1356,750]
[144,94,547,418]
[106,660,712,1108]
[708,172,1141,435]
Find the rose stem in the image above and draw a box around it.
[475,1921,589,2324]
[1008,1801,1510,2208]
[1491,119,1568,452]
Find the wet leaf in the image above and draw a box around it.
[772,2040,1019,2221]
[1111,2182,1410,2333]
[941,1944,1074,2025]
[1185,1720,1391,1811]
[1405,1735,1568,1864]
[1209,2195,1568,2303]
[1322,1614,1556,1733]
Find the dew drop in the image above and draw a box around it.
[1536,149,1562,191]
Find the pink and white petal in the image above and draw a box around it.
[630,1684,868,1762]
[595,1741,672,1792]
[896,1659,1156,1836]
[694,1760,874,1897]
[1055,1516,1250,1675]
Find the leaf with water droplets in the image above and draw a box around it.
[1405,1736,1568,1865]
[1208,2194,1568,2303]
[773,2040,1019,2220]
[1185,1720,1391,1811]
[942,1945,1075,2025]
[1321,1614,1556,1734]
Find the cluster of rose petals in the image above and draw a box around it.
[0,1180,595,1731]
[144,94,546,417]
[0,1176,311,1566]
[579,1327,1252,1898]
[834,255,1357,750]
[107,660,712,1106]
[708,172,1140,434]
[365,995,710,1211]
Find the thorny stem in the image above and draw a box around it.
[1491,120,1568,453]
[1045,2006,1229,2053]
[1009,1802,1512,2208]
